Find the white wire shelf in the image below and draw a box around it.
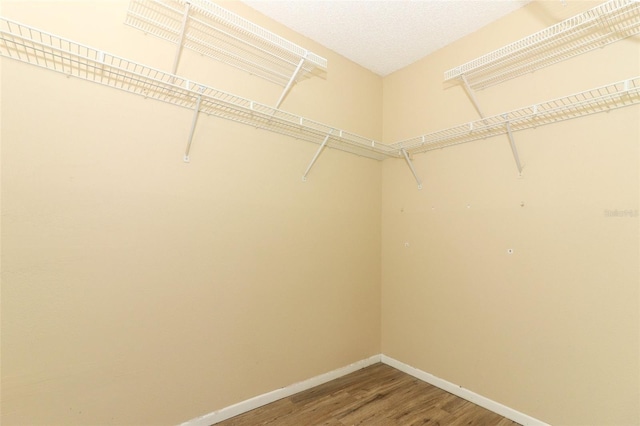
[2,16,639,176]
[445,0,640,90]
[0,17,396,161]
[392,77,640,155]
[125,0,327,88]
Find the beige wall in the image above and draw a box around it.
[2,1,640,425]
[0,1,382,425]
[382,1,639,425]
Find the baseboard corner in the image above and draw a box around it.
[380,355,550,426]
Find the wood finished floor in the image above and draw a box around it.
[214,363,520,426]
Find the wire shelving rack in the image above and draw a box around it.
[125,0,327,107]
[0,17,395,162]
[1,15,639,181]
[393,77,640,155]
[444,0,640,90]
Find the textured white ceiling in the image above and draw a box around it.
[242,0,532,76]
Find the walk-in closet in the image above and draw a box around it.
[2,1,638,425]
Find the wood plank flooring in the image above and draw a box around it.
[214,363,520,425]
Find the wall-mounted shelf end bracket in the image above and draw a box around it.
[504,115,523,176]
[302,130,333,182]
[401,148,422,190]
[183,83,204,163]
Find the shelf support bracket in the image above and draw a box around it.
[171,1,191,76]
[302,130,333,182]
[505,119,523,175]
[401,148,423,190]
[461,74,487,121]
[276,54,307,109]
[183,86,204,163]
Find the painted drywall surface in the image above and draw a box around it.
[382,1,639,425]
[0,1,382,424]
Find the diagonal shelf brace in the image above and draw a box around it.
[505,116,523,175]
[275,54,307,109]
[171,1,191,75]
[461,74,488,123]
[183,84,204,163]
[401,148,423,190]
[302,130,333,182]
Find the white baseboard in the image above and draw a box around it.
[380,355,550,426]
[179,354,549,426]
[179,354,382,426]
